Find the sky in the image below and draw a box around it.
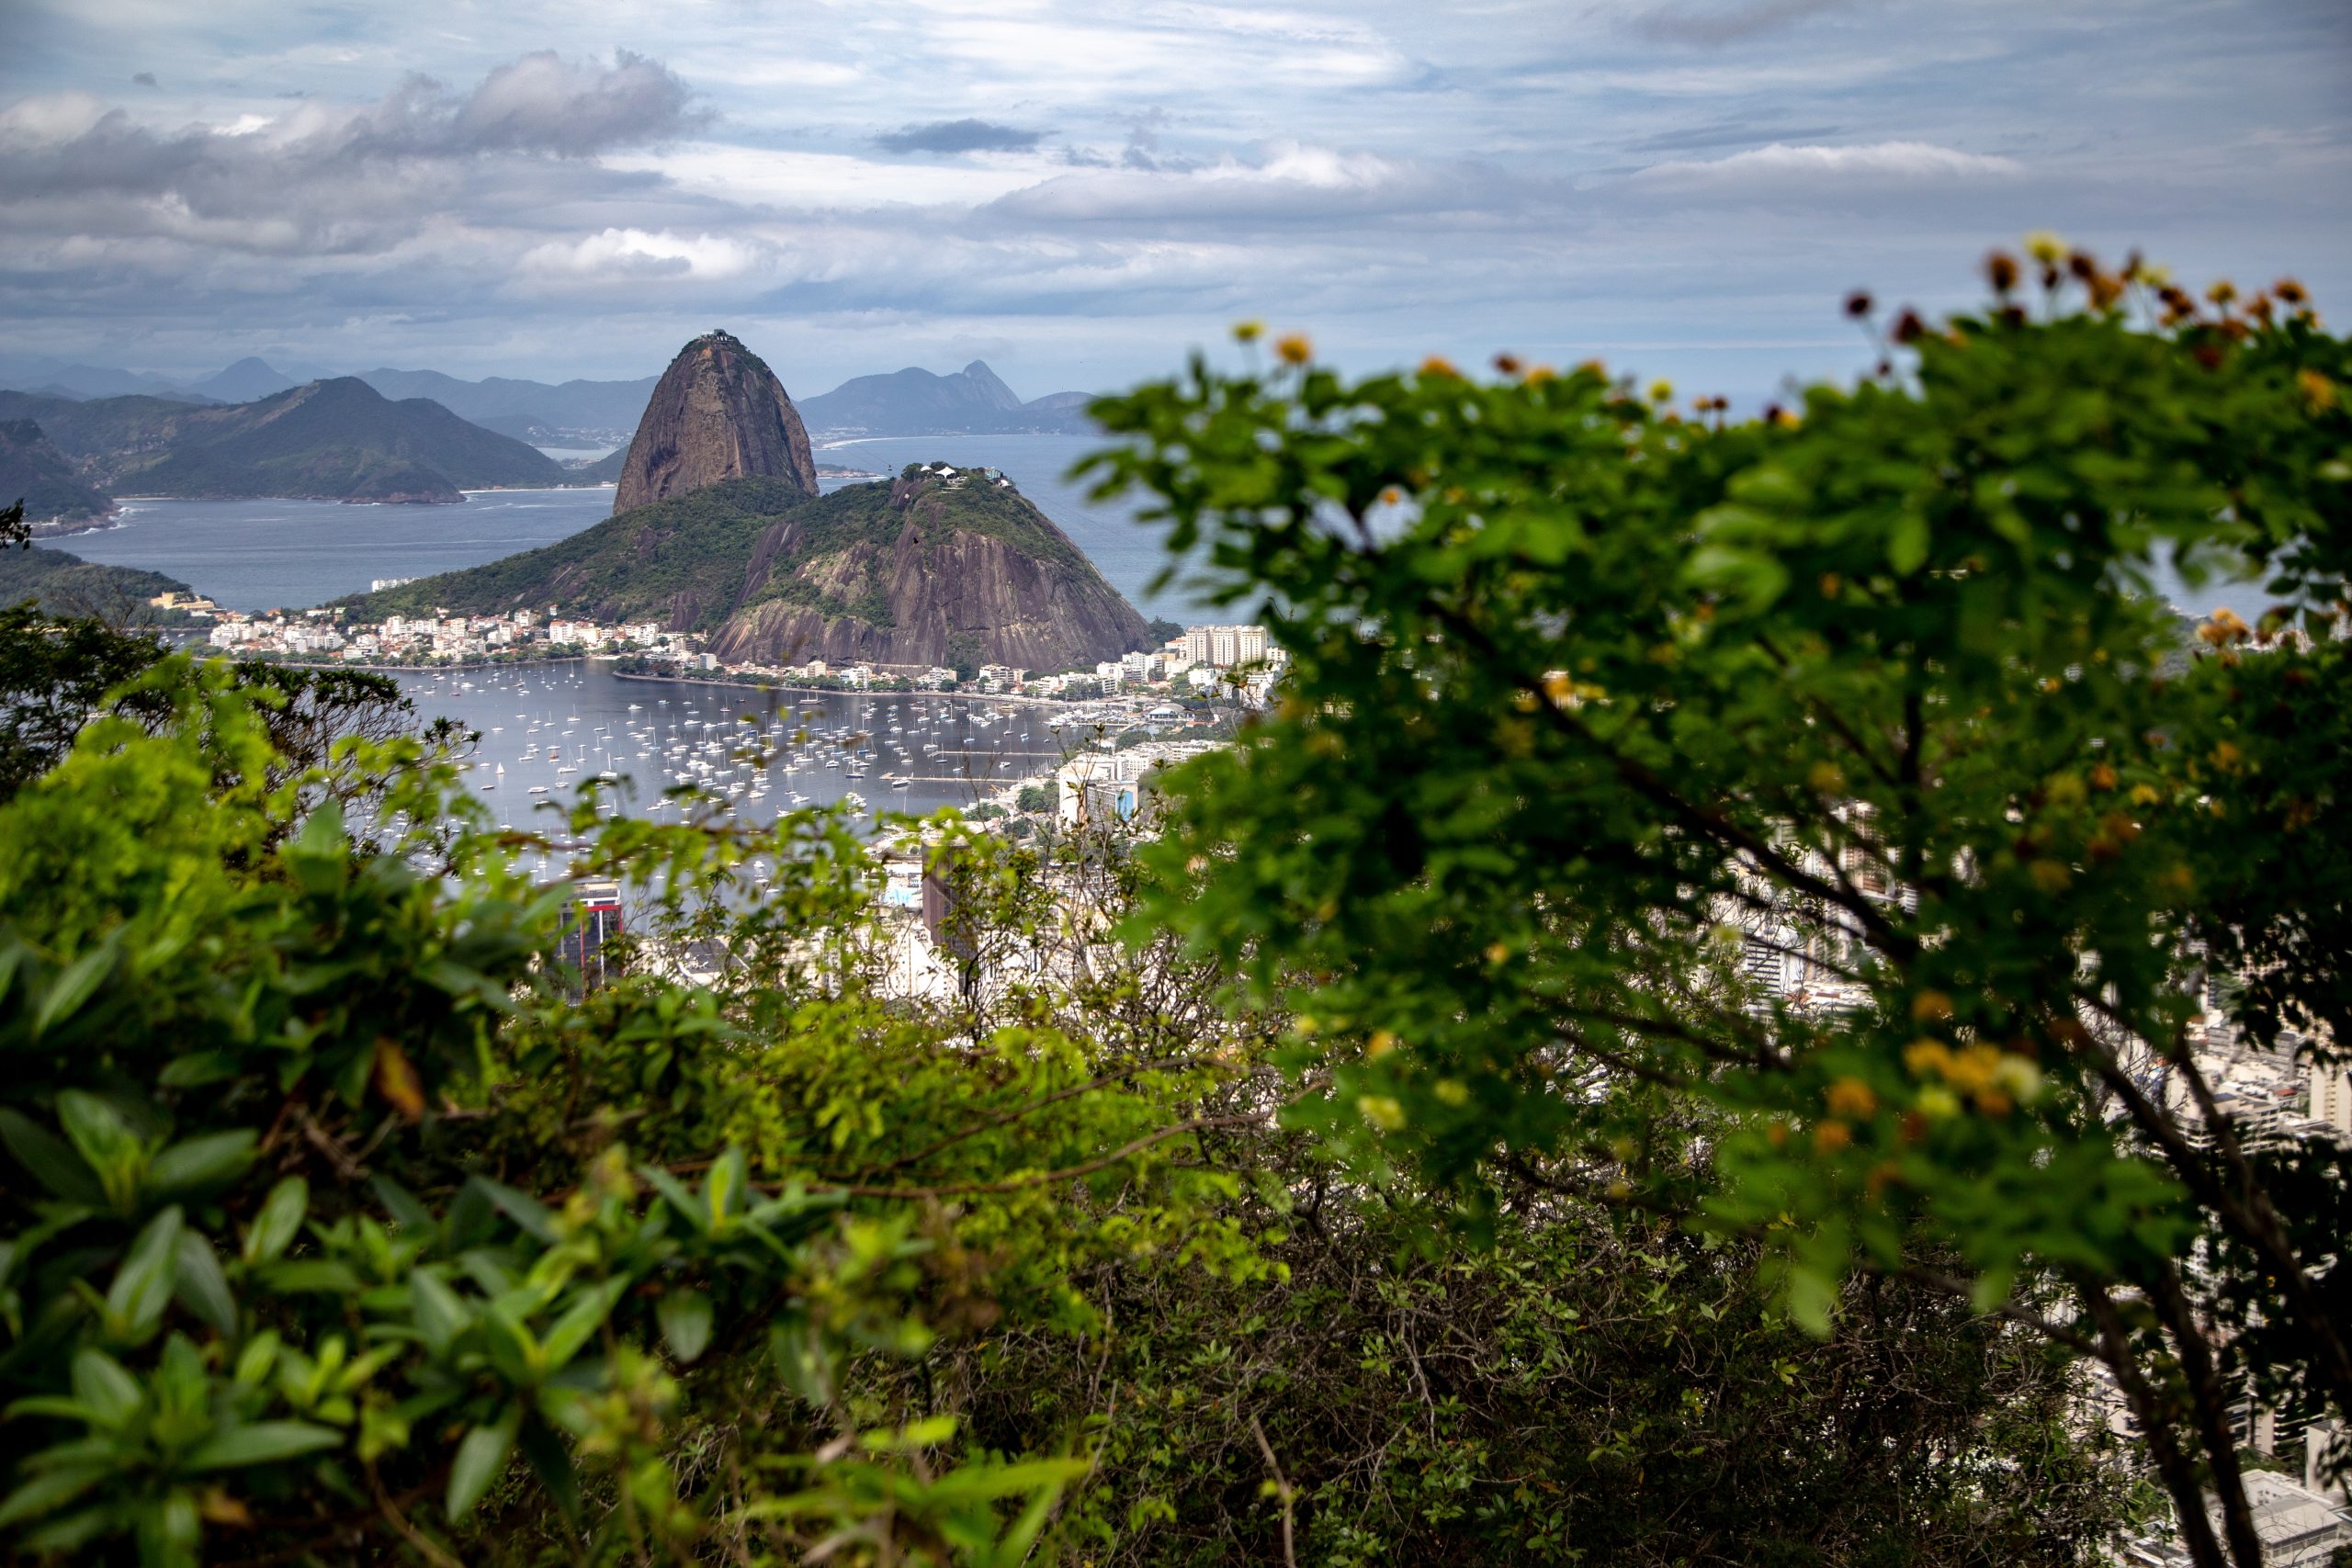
[2,0,2348,401]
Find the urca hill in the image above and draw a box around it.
[346,331,1151,672]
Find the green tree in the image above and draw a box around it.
[1086,250,2350,1568]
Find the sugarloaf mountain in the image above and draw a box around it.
[348,331,1151,673]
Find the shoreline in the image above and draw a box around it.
[608,670,1089,708]
[226,653,588,675]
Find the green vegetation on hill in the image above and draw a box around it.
[0,391,207,459]
[0,542,192,620]
[0,421,112,525]
[343,476,811,628]
[343,471,1105,644]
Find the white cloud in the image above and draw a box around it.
[988,140,1498,223]
[1631,140,2024,185]
[519,227,763,280]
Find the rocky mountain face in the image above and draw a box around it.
[351,468,1151,675]
[611,333,819,513]
[707,467,1150,671]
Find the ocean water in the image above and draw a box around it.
[390,660,1087,838]
[58,433,1224,618]
[65,489,618,615]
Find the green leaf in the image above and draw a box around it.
[253,1259,361,1295]
[0,1109,104,1205]
[242,1177,310,1266]
[54,1090,142,1185]
[171,1232,238,1337]
[147,1130,255,1198]
[0,1465,105,1529]
[539,1279,628,1371]
[410,1270,470,1357]
[33,940,117,1038]
[655,1289,714,1364]
[69,1348,142,1427]
[106,1206,183,1345]
[516,1417,580,1525]
[370,1175,433,1232]
[1886,511,1930,575]
[446,1408,520,1521]
[185,1421,344,1471]
[469,1177,557,1243]
[285,799,349,896]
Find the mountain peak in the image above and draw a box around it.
[611,333,818,514]
[195,356,300,404]
[959,360,1023,411]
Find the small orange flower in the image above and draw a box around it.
[1910,991,1954,1023]
[1421,355,1460,378]
[1275,333,1312,366]
[1814,1121,1852,1155]
[1826,1077,1878,1119]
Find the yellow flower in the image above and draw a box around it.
[1485,942,1510,965]
[1992,1055,2043,1104]
[1434,1078,1470,1107]
[1807,760,1847,795]
[2025,231,2066,265]
[1275,333,1313,366]
[1233,320,1264,343]
[1910,991,1954,1024]
[1420,355,1460,378]
[1916,1086,1962,1119]
[1813,1121,1852,1155]
[1826,1077,1878,1119]
[1647,379,1675,404]
[1366,1029,1398,1059]
[2297,369,2335,412]
[1904,1039,1952,1077]
[1357,1095,1406,1132]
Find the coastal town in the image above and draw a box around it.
[189,594,1286,706]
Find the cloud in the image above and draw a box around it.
[1631,140,2023,185]
[1627,0,1860,46]
[450,50,700,156]
[130,72,156,88]
[875,119,1043,155]
[0,52,705,261]
[988,141,1512,225]
[519,226,763,280]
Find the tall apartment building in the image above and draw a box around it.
[1179,624,1272,669]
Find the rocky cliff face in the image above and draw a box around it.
[612,332,819,513]
[706,468,1150,672]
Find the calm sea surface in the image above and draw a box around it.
[393,660,1088,847]
[62,433,1219,618]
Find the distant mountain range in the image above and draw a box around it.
[0,355,1100,443]
[796,361,1093,435]
[0,380,567,505]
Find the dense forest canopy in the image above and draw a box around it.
[0,251,2345,1568]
